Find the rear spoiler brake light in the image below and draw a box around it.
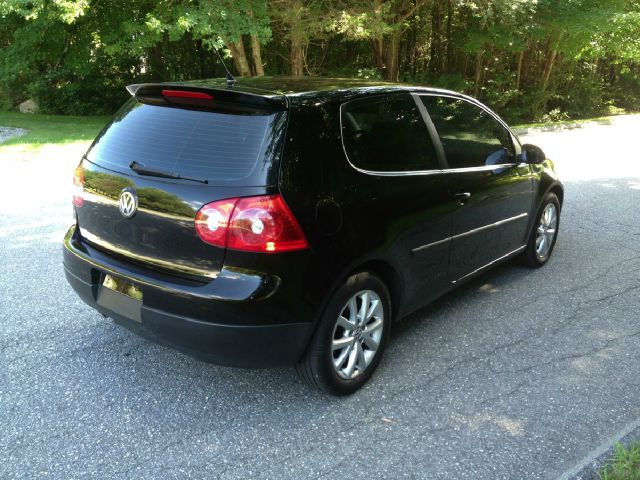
[126,83,286,111]
[161,89,213,100]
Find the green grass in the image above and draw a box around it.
[601,443,640,480]
[0,111,110,150]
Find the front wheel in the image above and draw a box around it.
[521,192,561,267]
[295,272,391,395]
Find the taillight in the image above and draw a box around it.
[72,165,84,207]
[194,199,236,246]
[195,195,309,253]
[229,195,309,252]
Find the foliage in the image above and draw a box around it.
[601,442,640,480]
[0,0,639,122]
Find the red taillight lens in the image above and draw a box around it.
[162,89,214,100]
[194,199,237,247]
[195,195,309,253]
[72,165,84,207]
[229,195,309,252]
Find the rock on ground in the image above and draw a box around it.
[18,99,38,114]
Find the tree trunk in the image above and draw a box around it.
[382,31,401,81]
[372,31,401,81]
[227,39,252,76]
[515,50,524,90]
[609,62,617,85]
[371,0,428,81]
[473,50,484,98]
[54,36,70,70]
[150,42,166,80]
[290,34,304,76]
[372,37,385,72]
[429,0,443,77]
[250,35,265,76]
[289,0,305,76]
[196,39,206,79]
[541,33,562,93]
[246,5,265,77]
[446,0,454,74]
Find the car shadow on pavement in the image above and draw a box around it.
[389,260,528,340]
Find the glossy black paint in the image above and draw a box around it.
[444,163,533,280]
[63,77,563,367]
[522,143,547,164]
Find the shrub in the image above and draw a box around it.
[27,75,128,116]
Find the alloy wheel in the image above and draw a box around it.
[536,203,558,261]
[331,289,384,380]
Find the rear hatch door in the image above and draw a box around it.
[76,84,287,279]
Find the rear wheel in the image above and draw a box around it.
[521,193,560,267]
[296,272,391,395]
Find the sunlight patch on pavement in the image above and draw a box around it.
[0,218,72,238]
[0,142,90,215]
[521,115,640,182]
[452,413,525,436]
[478,283,500,294]
[11,230,69,248]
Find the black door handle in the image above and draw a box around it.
[453,192,472,203]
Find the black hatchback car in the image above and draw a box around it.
[64,77,563,394]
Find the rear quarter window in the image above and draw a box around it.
[341,94,439,172]
[86,100,286,185]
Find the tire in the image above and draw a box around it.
[521,192,561,268]
[295,272,391,395]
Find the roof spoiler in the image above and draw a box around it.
[126,84,143,96]
[125,83,286,111]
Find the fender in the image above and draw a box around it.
[525,158,564,239]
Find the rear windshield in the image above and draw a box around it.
[86,99,286,185]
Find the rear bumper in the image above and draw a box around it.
[63,225,312,367]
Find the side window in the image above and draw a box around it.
[421,96,515,169]
[341,94,439,172]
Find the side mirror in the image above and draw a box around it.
[522,144,546,164]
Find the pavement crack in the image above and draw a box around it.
[491,329,640,376]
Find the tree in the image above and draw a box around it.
[270,0,331,76]
[1,0,639,120]
[142,0,271,77]
[330,0,430,80]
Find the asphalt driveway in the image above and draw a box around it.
[1,116,639,479]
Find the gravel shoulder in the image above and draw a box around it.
[0,126,27,143]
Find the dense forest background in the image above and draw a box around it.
[1,0,639,122]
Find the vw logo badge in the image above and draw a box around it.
[118,188,138,218]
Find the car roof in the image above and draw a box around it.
[176,76,465,104]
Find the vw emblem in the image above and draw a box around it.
[118,188,138,218]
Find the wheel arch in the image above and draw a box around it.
[344,258,402,322]
[521,178,563,249]
[545,182,564,208]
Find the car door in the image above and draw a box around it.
[339,93,453,312]
[419,94,533,282]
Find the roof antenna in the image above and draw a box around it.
[214,48,235,88]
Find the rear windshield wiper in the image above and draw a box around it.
[129,161,208,184]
